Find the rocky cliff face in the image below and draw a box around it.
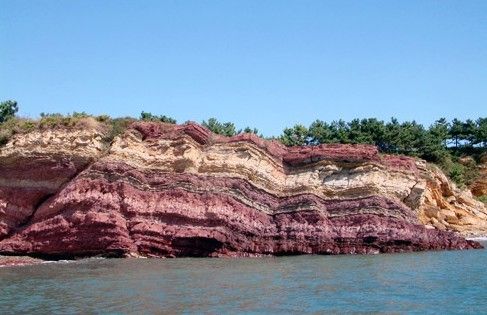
[0,120,483,258]
[471,155,487,198]
[418,162,487,236]
[0,124,106,240]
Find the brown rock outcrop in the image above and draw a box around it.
[0,121,483,259]
[0,255,44,267]
[470,154,487,198]
[417,163,487,236]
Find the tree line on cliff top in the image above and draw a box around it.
[0,100,486,188]
[195,114,486,188]
[277,117,487,188]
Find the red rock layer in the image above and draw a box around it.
[0,161,479,258]
[0,155,90,239]
[0,122,482,258]
[132,121,417,171]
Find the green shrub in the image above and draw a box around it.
[140,111,176,124]
[39,115,74,128]
[96,115,111,122]
[103,117,135,144]
[40,112,62,118]
[477,195,487,205]
[0,100,18,123]
[72,111,89,118]
[0,129,11,146]
[437,155,480,188]
[38,113,96,129]
[202,117,237,136]
[0,117,38,146]
[448,162,466,188]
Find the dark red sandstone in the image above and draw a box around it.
[0,155,92,239]
[0,122,482,260]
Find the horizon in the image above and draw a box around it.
[1,1,486,136]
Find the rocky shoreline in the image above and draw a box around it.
[0,255,44,267]
[0,120,486,259]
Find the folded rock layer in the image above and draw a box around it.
[0,121,483,258]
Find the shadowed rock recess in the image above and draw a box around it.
[0,120,484,259]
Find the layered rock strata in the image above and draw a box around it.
[0,125,106,240]
[418,163,487,236]
[0,121,483,258]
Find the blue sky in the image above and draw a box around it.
[1,1,486,136]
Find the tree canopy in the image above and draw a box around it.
[278,117,487,187]
[280,117,487,155]
[0,100,18,123]
[140,111,176,124]
[202,118,237,136]
[1,100,485,188]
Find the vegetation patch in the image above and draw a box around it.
[1,100,485,187]
[477,195,487,205]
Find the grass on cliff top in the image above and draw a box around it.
[1,111,486,190]
[0,112,136,147]
[0,117,37,146]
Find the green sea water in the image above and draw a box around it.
[1,241,486,314]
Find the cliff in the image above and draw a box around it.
[0,119,484,259]
[471,154,487,198]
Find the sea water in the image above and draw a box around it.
[1,242,486,314]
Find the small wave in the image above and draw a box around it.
[41,260,74,265]
[40,257,107,265]
[466,236,487,241]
